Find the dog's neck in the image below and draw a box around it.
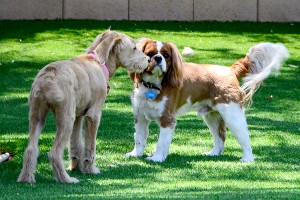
[87,52,120,79]
[141,72,163,90]
[87,52,110,78]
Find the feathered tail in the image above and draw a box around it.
[231,42,289,105]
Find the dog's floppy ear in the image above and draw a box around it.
[164,42,183,88]
[87,30,121,64]
[86,30,110,53]
[94,35,121,64]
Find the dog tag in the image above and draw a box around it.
[146,91,157,99]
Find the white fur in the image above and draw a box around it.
[242,42,289,103]
[126,115,150,157]
[156,41,164,50]
[176,97,212,117]
[215,102,254,162]
[146,127,174,162]
[156,41,167,72]
[132,84,168,121]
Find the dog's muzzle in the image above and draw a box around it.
[152,55,166,72]
[154,55,162,65]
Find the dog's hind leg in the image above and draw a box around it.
[83,118,100,174]
[18,100,48,183]
[69,116,84,171]
[215,102,254,162]
[203,111,226,156]
[82,113,101,174]
[48,103,79,183]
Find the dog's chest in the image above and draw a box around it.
[132,87,168,121]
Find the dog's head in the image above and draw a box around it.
[134,39,183,88]
[87,30,149,74]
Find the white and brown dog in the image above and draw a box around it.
[127,39,289,163]
[18,30,149,183]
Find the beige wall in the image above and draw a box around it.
[0,0,63,20]
[0,0,299,22]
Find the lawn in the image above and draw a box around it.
[0,20,299,199]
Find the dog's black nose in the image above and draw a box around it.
[154,56,162,63]
[148,58,151,63]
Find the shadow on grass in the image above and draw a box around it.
[1,20,300,40]
[0,60,49,96]
[248,116,299,135]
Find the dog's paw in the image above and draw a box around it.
[83,166,100,174]
[57,175,80,183]
[17,175,36,183]
[89,167,100,174]
[125,150,143,158]
[66,177,80,183]
[203,148,223,156]
[240,155,255,162]
[146,154,166,163]
[203,151,221,156]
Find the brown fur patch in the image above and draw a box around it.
[231,56,250,79]
[218,119,226,142]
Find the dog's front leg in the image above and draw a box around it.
[126,115,150,157]
[146,126,175,162]
[83,115,100,174]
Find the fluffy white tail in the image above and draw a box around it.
[241,42,289,104]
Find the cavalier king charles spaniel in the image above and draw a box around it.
[127,39,289,162]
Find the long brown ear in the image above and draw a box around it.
[129,73,142,88]
[164,42,183,88]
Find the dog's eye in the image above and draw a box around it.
[163,53,170,59]
[147,52,155,57]
[133,46,137,51]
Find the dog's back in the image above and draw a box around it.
[30,57,107,109]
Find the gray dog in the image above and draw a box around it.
[18,30,149,183]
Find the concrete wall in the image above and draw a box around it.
[0,0,299,22]
[129,0,194,21]
[0,0,63,20]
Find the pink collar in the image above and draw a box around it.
[87,52,110,79]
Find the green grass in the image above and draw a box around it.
[0,20,299,199]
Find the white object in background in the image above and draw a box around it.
[182,47,194,57]
[0,153,10,163]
